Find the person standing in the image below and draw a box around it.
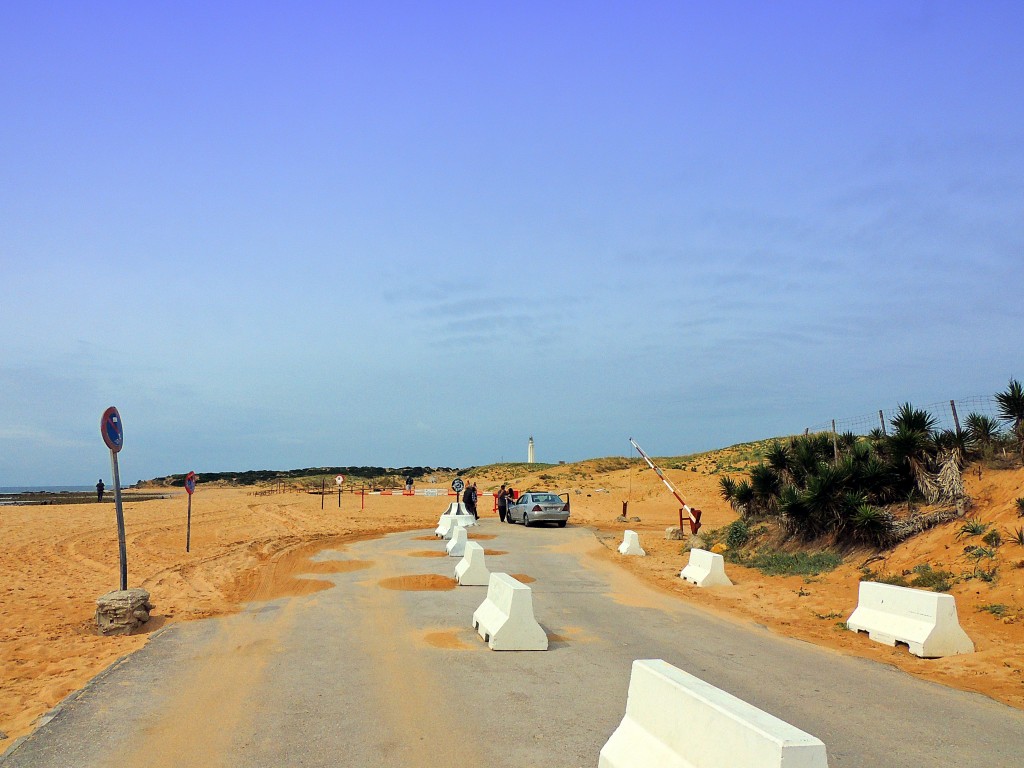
[464,482,478,519]
[497,484,508,522]
[96,479,105,502]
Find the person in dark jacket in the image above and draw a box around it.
[96,479,105,502]
[464,482,478,519]
[497,484,508,522]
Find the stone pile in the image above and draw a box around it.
[95,588,154,636]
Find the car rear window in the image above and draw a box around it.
[532,493,563,504]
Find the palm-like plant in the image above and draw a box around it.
[890,402,938,435]
[995,378,1024,458]
[887,403,940,503]
[765,441,793,481]
[964,412,1002,454]
[749,464,783,514]
[718,475,737,503]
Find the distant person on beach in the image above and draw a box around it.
[96,479,104,502]
[405,475,414,492]
[497,484,508,522]
[464,482,478,519]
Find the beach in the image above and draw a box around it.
[1,460,1022,744]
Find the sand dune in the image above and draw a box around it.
[1,462,1022,743]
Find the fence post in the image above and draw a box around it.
[831,419,839,462]
[878,410,887,436]
[950,400,962,437]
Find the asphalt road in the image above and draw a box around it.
[3,521,1022,767]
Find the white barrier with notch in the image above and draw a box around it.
[472,573,548,651]
[454,541,490,586]
[618,530,646,556]
[434,502,476,538]
[600,659,828,768]
[446,526,468,557]
[846,581,974,658]
[679,548,733,587]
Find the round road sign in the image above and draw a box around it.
[335,475,345,486]
[100,406,123,453]
[184,471,197,495]
[451,478,465,493]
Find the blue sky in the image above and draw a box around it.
[2,2,1022,485]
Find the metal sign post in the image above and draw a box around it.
[321,476,325,509]
[629,437,702,535]
[184,471,197,552]
[100,407,128,590]
[336,474,344,508]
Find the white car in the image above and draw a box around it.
[507,492,570,527]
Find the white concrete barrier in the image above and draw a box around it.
[599,659,828,768]
[434,503,477,538]
[679,548,733,587]
[454,542,490,586]
[472,573,548,651]
[617,530,646,556]
[846,581,974,658]
[446,526,468,557]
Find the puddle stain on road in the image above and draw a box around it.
[378,574,457,591]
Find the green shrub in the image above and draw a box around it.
[734,550,842,577]
[725,519,751,549]
[957,518,989,538]
[982,529,1003,548]
[1016,497,1024,516]
[979,604,1009,617]
[908,564,954,592]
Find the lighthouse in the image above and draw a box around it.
[528,436,535,464]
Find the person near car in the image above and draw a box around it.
[507,487,516,522]
[497,484,508,522]
[464,482,478,519]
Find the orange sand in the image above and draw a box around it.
[1,460,1022,743]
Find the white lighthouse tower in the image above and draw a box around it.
[528,436,535,464]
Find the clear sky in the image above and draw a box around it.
[2,2,1022,485]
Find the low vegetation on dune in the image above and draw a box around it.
[717,380,1024,548]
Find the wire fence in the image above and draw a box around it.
[805,395,1005,437]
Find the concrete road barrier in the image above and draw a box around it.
[679,548,733,587]
[599,659,828,768]
[846,581,974,658]
[446,526,468,557]
[454,542,490,586]
[617,530,645,556]
[472,573,548,651]
[434,503,476,538]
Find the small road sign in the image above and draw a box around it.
[336,475,345,486]
[451,478,465,493]
[185,472,197,495]
[100,407,123,453]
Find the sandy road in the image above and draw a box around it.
[3,522,1023,767]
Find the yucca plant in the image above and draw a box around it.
[957,518,989,538]
[749,464,783,513]
[718,475,737,502]
[964,412,1002,454]
[995,378,1024,459]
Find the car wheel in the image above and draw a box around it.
[556,520,567,528]
[523,512,531,527]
